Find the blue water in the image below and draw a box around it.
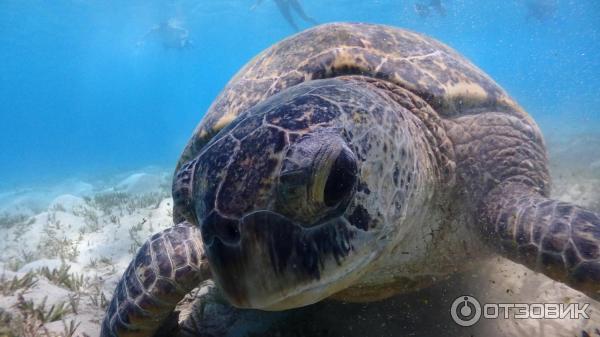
[0,0,599,188]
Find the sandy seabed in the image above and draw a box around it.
[0,133,598,337]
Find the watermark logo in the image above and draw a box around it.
[450,295,590,326]
[451,296,482,326]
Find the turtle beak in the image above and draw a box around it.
[201,210,375,310]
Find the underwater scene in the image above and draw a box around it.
[0,0,599,336]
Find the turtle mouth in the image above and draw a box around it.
[203,210,376,310]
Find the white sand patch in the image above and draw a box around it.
[18,259,68,274]
[48,195,88,213]
[113,172,167,195]
[0,181,95,217]
[0,170,172,336]
[0,190,52,216]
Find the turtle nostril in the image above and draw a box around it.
[201,212,241,245]
[219,220,241,243]
[324,149,357,207]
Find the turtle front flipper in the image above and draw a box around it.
[481,182,600,300]
[101,222,210,337]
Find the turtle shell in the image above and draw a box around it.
[176,23,527,170]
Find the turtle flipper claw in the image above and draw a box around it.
[481,182,600,300]
[101,222,210,337]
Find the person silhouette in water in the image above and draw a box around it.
[252,0,318,31]
[138,20,192,50]
[523,0,557,22]
[414,0,446,18]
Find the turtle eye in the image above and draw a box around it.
[323,149,357,207]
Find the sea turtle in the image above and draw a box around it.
[101,22,600,336]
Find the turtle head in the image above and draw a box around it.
[174,79,421,310]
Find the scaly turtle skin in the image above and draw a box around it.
[101,23,600,336]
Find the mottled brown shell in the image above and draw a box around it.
[176,22,530,170]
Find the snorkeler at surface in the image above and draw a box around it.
[523,0,557,22]
[414,0,446,18]
[252,0,318,31]
[138,20,192,50]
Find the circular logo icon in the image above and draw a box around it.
[450,295,482,327]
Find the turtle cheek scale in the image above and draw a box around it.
[203,210,379,310]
